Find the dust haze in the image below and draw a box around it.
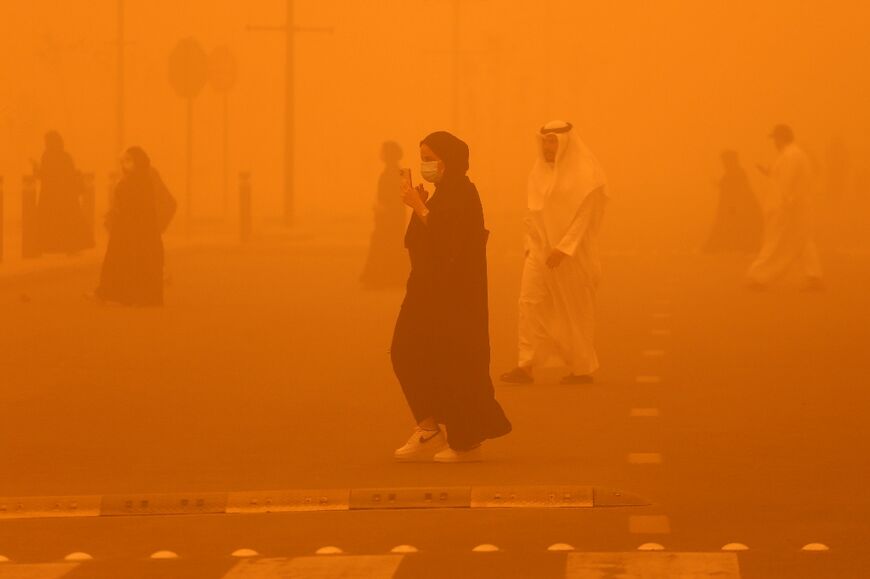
[1,1,869,576]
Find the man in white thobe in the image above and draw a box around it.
[747,125,824,290]
[501,121,608,385]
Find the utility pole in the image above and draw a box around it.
[427,0,487,131]
[249,1,332,227]
[117,0,125,156]
[451,0,461,129]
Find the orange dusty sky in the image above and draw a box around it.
[1,0,868,247]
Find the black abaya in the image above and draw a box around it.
[391,171,511,451]
[96,172,164,306]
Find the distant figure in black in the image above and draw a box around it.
[360,141,409,289]
[94,147,176,306]
[32,131,91,254]
[391,131,511,463]
[704,150,763,253]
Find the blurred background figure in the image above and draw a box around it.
[501,121,608,386]
[31,131,91,255]
[93,147,169,306]
[703,150,762,253]
[360,141,409,289]
[747,125,824,291]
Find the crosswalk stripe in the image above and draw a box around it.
[220,555,404,578]
[0,563,79,579]
[565,552,740,578]
[627,453,663,465]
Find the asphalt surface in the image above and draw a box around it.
[0,226,868,578]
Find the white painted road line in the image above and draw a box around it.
[221,556,404,578]
[635,376,663,384]
[566,552,741,578]
[642,349,666,358]
[628,453,663,465]
[629,516,671,535]
[630,408,660,418]
[0,563,79,579]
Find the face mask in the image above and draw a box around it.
[421,161,442,183]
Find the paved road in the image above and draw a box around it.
[1,227,868,578]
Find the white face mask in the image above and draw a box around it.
[420,161,442,183]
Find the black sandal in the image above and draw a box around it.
[500,367,534,384]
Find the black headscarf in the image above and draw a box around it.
[420,131,470,177]
[126,146,152,175]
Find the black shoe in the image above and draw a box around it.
[560,374,594,385]
[500,367,534,384]
[800,277,825,292]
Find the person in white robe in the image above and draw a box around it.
[747,125,824,290]
[501,121,608,385]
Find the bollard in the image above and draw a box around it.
[81,172,96,248]
[0,176,4,263]
[239,172,252,243]
[22,175,40,259]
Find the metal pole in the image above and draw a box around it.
[186,96,194,236]
[284,0,295,227]
[239,171,252,243]
[117,0,125,155]
[81,173,96,248]
[22,176,40,259]
[452,0,461,129]
[223,92,229,219]
[0,176,4,263]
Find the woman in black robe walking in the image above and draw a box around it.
[391,131,511,463]
[94,147,165,307]
[33,131,91,254]
[704,150,763,253]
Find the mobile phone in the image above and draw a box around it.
[399,168,412,191]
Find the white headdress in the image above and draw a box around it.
[527,121,608,246]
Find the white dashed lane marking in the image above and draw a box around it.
[627,453,663,465]
[642,349,666,358]
[635,376,663,384]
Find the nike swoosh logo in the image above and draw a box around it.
[419,431,440,444]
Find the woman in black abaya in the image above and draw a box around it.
[391,131,511,463]
[94,147,164,306]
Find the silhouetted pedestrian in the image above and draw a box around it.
[32,131,91,254]
[391,131,511,463]
[703,150,763,253]
[747,125,823,290]
[93,147,172,306]
[360,141,409,289]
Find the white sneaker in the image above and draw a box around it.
[433,445,483,463]
[393,427,448,462]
